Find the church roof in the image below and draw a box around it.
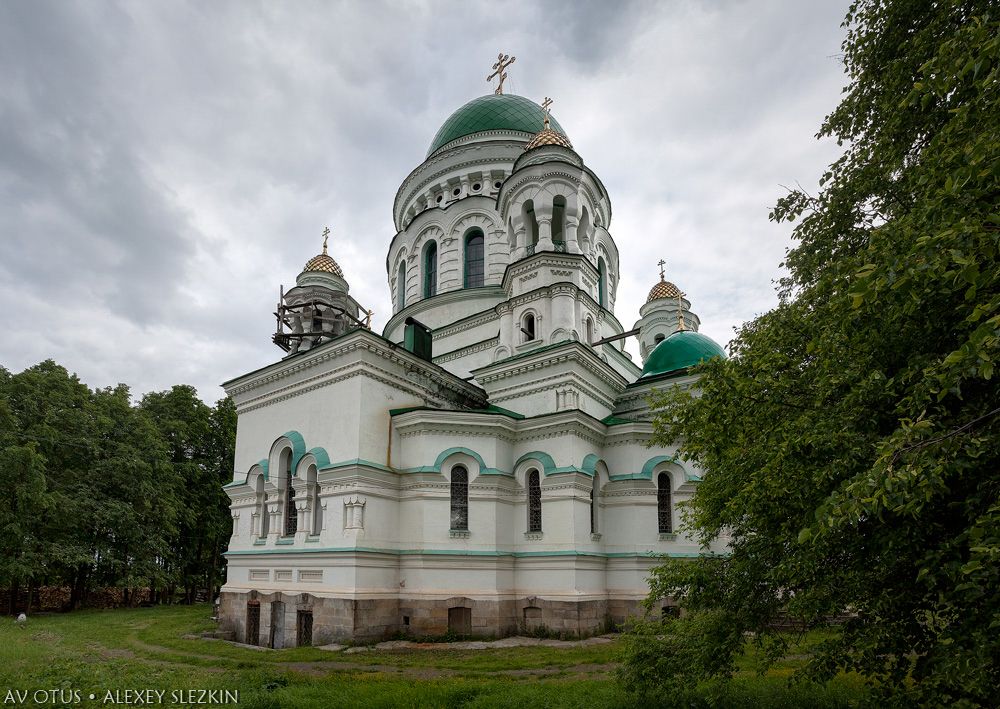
[639,330,726,380]
[427,94,567,157]
[303,252,343,277]
[646,278,682,302]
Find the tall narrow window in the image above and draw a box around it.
[552,196,566,244]
[522,312,536,342]
[523,200,539,247]
[423,241,438,298]
[308,465,321,535]
[590,475,599,534]
[450,465,468,531]
[598,257,607,307]
[464,230,485,288]
[527,469,541,532]
[256,477,268,538]
[657,472,672,534]
[397,261,406,310]
[585,317,595,345]
[284,454,297,536]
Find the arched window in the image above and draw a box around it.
[657,472,672,534]
[397,261,406,310]
[423,241,438,299]
[450,465,468,531]
[464,230,485,288]
[585,317,595,345]
[654,333,665,344]
[551,196,566,245]
[256,476,267,538]
[527,469,542,532]
[590,474,599,534]
[521,312,536,342]
[598,257,607,308]
[283,451,297,536]
[307,465,321,535]
[523,200,539,247]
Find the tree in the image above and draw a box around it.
[625,1,1000,705]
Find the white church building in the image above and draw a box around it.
[218,83,728,647]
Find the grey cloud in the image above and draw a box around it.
[0,0,852,399]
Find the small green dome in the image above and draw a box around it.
[427,94,566,157]
[640,330,727,379]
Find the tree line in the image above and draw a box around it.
[0,360,235,613]
[621,0,999,706]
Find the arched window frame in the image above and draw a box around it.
[523,200,539,247]
[551,195,566,245]
[657,472,673,534]
[450,465,469,531]
[597,257,608,308]
[590,474,599,535]
[255,474,268,539]
[307,464,321,536]
[521,311,537,343]
[396,260,406,310]
[585,316,595,345]
[281,448,297,536]
[423,241,438,299]
[463,229,485,288]
[527,469,542,533]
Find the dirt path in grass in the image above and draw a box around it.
[116,638,616,681]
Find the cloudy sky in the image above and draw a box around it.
[1,0,851,403]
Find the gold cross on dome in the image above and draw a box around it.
[487,53,516,95]
[541,96,553,129]
[322,226,330,254]
[658,259,666,280]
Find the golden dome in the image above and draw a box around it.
[647,278,681,303]
[303,253,343,277]
[524,127,573,151]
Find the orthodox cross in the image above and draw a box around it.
[658,259,666,281]
[322,226,330,254]
[487,53,516,95]
[677,291,687,331]
[541,96,553,129]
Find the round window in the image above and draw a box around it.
[472,183,481,191]
[436,195,443,203]
[494,181,502,189]
[453,188,461,196]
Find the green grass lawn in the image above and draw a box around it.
[0,605,867,708]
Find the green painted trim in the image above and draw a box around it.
[225,546,716,559]
[400,446,512,477]
[319,458,395,473]
[276,537,295,546]
[305,535,321,543]
[389,404,525,421]
[252,539,267,546]
[601,415,634,426]
[607,455,700,482]
[304,446,331,469]
[580,454,600,476]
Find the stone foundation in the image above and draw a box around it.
[219,591,659,646]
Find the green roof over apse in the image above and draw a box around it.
[640,330,727,380]
[427,94,567,157]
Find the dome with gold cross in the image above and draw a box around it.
[646,260,681,303]
[302,228,343,277]
[524,95,573,152]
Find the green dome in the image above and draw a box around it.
[427,94,566,157]
[640,330,727,380]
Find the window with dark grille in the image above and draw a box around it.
[527,469,541,532]
[423,241,438,298]
[598,257,608,307]
[657,472,672,533]
[284,465,297,536]
[590,475,598,534]
[450,466,468,531]
[522,312,535,342]
[464,231,485,288]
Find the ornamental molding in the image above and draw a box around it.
[433,337,500,364]
[474,344,627,392]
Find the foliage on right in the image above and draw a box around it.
[621,1,999,705]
